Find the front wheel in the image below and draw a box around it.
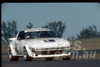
[9,49,19,61]
[62,56,71,60]
[23,49,33,61]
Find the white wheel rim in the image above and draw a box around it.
[9,50,12,59]
[9,54,12,59]
[24,54,27,60]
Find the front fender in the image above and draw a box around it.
[24,45,33,57]
[9,45,17,56]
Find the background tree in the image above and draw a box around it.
[2,21,8,43]
[77,25,100,39]
[2,21,18,44]
[26,22,33,29]
[42,21,66,38]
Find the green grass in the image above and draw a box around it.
[70,38,100,50]
[69,38,100,60]
[2,43,9,53]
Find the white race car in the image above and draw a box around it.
[8,28,71,61]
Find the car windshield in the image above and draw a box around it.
[25,31,57,39]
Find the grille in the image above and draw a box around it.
[41,47,63,51]
[42,50,62,55]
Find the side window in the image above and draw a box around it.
[40,31,47,37]
[17,31,25,40]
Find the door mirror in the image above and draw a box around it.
[26,36,30,39]
[9,38,16,41]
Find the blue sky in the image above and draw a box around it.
[1,3,100,39]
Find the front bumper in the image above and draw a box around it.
[30,52,71,58]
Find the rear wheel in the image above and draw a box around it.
[23,49,33,61]
[9,49,19,61]
[45,57,53,61]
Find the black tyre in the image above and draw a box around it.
[23,49,33,61]
[9,49,19,61]
[62,56,71,60]
[45,57,53,61]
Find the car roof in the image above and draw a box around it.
[24,28,50,32]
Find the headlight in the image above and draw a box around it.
[29,47,41,51]
[29,47,35,52]
[32,48,35,52]
[63,46,70,50]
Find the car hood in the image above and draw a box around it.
[23,37,70,48]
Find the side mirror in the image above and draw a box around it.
[26,36,30,39]
[9,38,16,41]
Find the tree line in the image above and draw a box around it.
[2,21,18,43]
[1,20,66,44]
[68,25,100,40]
[1,20,100,44]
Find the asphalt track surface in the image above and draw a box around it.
[2,52,100,67]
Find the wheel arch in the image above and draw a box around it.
[8,45,17,56]
[23,45,33,57]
